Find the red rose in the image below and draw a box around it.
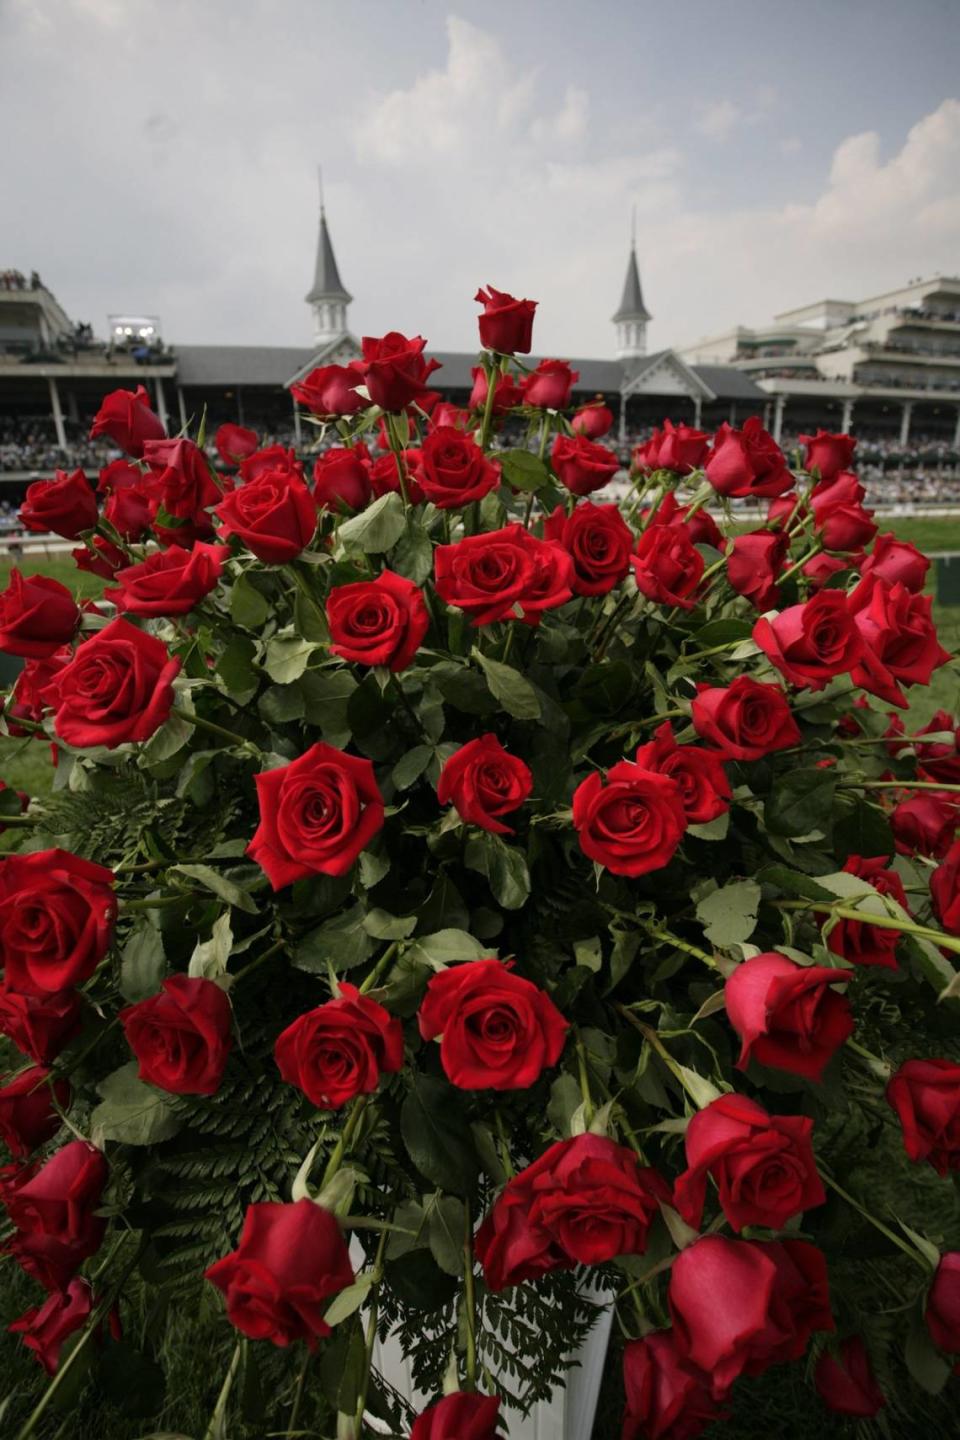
[673,1093,824,1233]
[849,576,949,709]
[669,1236,833,1396]
[551,433,620,497]
[468,367,523,413]
[815,1336,886,1418]
[572,401,614,439]
[706,418,793,500]
[0,850,116,994]
[368,448,426,506]
[312,445,372,512]
[634,420,710,477]
[476,1135,669,1290]
[543,502,633,596]
[892,792,957,858]
[275,983,403,1109]
[20,469,98,539]
[4,649,71,735]
[43,618,181,749]
[89,385,166,458]
[726,530,788,611]
[215,423,259,467]
[767,491,803,527]
[437,734,533,834]
[358,332,440,411]
[0,1068,70,1158]
[142,438,222,531]
[513,532,574,624]
[926,1252,960,1353]
[205,1198,354,1346]
[823,855,908,970]
[799,429,857,483]
[521,359,579,410]
[247,742,384,890]
[0,987,82,1066]
[621,1330,724,1440]
[291,362,368,417]
[691,677,800,761]
[649,491,723,549]
[215,470,317,564]
[932,840,960,934]
[632,524,704,610]
[572,760,686,877]
[633,722,730,825]
[419,426,501,508]
[327,570,429,672]
[810,473,877,552]
[754,590,863,691]
[862,532,930,592]
[915,712,960,784]
[0,569,79,659]
[434,525,534,627]
[105,542,229,617]
[6,1140,108,1289]
[74,536,126,579]
[418,959,567,1091]
[475,284,537,354]
[428,402,470,431]
[120,975,233,1096]
[412,1392,503,1440]
[103,483,152,541]
[803,552,850,589]
[724,953,853,1081]
[886,1058,960,1176]
[239,445,303,483]
[8,1277,100,1376]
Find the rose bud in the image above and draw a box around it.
[437,735,532,834]
[803,551,851,589]
[368,447,426,505]
[238,445,303,483]
[411,1392,503,1440]
[105,542,230,618]
[926,1252,960,1353]
[634,721,730,825]
[89,384,166,457]
[724,953,853,1081]
[0,1068,70,1158]
[634,420,710,477]
[551,433,620,497]
[573,760,686,877]
[849,576,949,710]
[915,711,960,785]
[727,530,788,611]
[929,839,960,934]
[669,1236,833,1396]
[19,470,98,540]
[621,1329,725,1440]
[861,532,930,592]
[650,490,723,549]
[0,987,82,1066]
[434,526,535,627]
[120,976,233,1096]
[8,1277,98,1375]
[468,366,523,413]
[291,362,367,416]
[72,536,127,580]
[0,570,80,659]
[0,850,117,994]
[327,570,429,672]
[275,984,402,1110]
[815,1336,886,1417]
[4,650,70,736]
[512,531,574,623]
[42,619,181,750]
[754,590,863,691]
[142,437,222,536]
[312,445,372,512]
[214,423,259,467]
[215,470,317,564]
[543,502,633,596]
[103,483,152,541]
[892,792,957,858]
[357,332,441,412]
[673,1093,825,1233]
[572,401,614,439]
[428,402,470,430]
[813,492,878,553]
[886,1058,960,1176]
[632,524,704,610]
[419,426,501,508]
[5,1140,109,1289]
[691,677,800,762]
[521,359,579,411]
[205,1198,354,1345]
[822,855,908,969]
[767,490,804,526]
[476,1134,669,1290]
[475,284,537,354]
[247,742,384,889]
[418,959,567,1091]
[705,418,793,499]
[799,429,857,482]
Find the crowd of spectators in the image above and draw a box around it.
[0,270,42,291]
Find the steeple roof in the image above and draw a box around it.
[305,208,352,305]
[612,246,651,323]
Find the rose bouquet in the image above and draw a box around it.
[0,282,958,1440]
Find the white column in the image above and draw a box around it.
[772,395,786,444]
[953,407,960,448]
[177,387,188,431]
[48,376,67,450]
[841,398,854,432]
[693,396,702,428]
[293,398,303,447]
[900,401,913,445]
[154,377,169,431]
[729,402,737,426]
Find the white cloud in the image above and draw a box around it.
[695,100,742,141]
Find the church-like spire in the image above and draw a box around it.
[306,171,352,346]
[612,222,651,361]
[612,245,650,324]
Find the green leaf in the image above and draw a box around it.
[691,618,754,646]
[188,910,234,979]
[464,834,531,910]
[258,683,306,725]
[400,1076,478,1195]
[323,1271,377,1327]
[391,516,434,585]
[91,1062,181,1145]
[338,492,406,552]
[432,663,498,716]
[427,1195,466,1277]
[472,651,541,720]
[547,1072,583,1137]
[299,669,358,748]
[140,709,194,764]
[392,745,434,790]
[230,572,270,629]
[293,586,329,643]
[407,929,488,969]
[119,921,166,1002]
[696,879,761,947]
[833,799,894,861]
[361,908,417,941]
[687,812,730,842]
[573,936,603,972]
[606,929,641,994]
[216,636,259,701]
[498,449,551,492]
[293,903,373,973]
[263,635,316,685]
[905,1313,952,1395]
[758,865,835,902]
[171,863,259,914]
[764,769,836,837]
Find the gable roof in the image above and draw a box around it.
[175,345,314,387]
[690,365,766,400]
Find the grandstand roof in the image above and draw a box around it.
[690,365,766,400]
[175,345,313,387]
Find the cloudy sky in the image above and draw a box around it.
[3,0,959,358]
